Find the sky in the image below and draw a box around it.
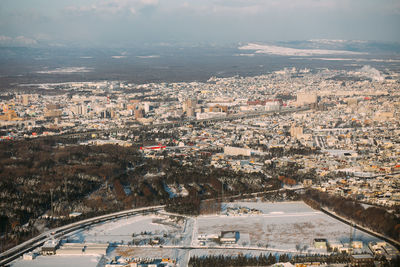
[0,0,399,47]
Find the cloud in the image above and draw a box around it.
[0,35,37,46]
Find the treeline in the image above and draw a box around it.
[293,254,398,267]
[165,197,201,215]
[291,253,349,264]
[189,253,280,267]
[190,253,396,267]
[303,189,400,241]
[264,145,320,159]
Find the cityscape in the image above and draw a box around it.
[1,1,400,267]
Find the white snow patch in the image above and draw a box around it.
[136,55,160,59]
[239,43,366,56]
[11,255,101,267]
[67,215,180,244]
[36,67,93,74]
[197,201,382,252]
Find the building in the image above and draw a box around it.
[134,108,144,119]
[265,100,282,111]
[22,94,29,106]
[290,124,303,139]
[44,104,62,119]
[183,98,197,116]
[186,107,196,117]
[41,239,60,255]
[220,231,239,244]
[224,146,252,157]
[23,252,36,260]
[209,104,228,113]
[297,92,317,107]
[351,241,363,249]
[196,111,226,120]
[313,238,327,249]
[0,109,22,121]
[56,243,84,255]
[303,179,313,187]
[350,254,374,267]
[84,243,109,255]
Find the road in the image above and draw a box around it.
[175,217,195,267]
[0,205,164,266]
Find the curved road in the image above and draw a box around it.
[0,205,164,266]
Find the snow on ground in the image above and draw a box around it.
[239,43,366,56]
[11,255,102,267]
[67,214,182,244]
[222,201,312,214]
[12,202,392,267]
[198,201,381,252]
[114,247,176,259]
[36,67,93,74]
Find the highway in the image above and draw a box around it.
[0,205,164,266]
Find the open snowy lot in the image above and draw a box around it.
[11,255,102,267]
[196,201,381,252]
[11,201,394,267]
[67,214,183,244]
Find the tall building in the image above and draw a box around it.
[183,98,197,116]
[44,104,62,119]
[22,95,29,106]
[290,124,303,139]
[296,92,317,107]
[134,108,144,119]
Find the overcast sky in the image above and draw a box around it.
[0,0,399,47]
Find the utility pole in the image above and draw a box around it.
[50,189,54,218]
[349,223,354,255]
[64,177,68,201]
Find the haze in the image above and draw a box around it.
[1,0,400,47]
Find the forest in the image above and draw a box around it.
[189,253,353,267]
[189,253,398,267]
[0,137,280,252]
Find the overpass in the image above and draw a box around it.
[0,205,164,266]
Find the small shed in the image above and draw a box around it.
[313,238,327,249]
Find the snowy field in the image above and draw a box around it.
[11,255,102,267]
[196,201,382,252]
[67,214,183,244]
[11,201,394,267]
